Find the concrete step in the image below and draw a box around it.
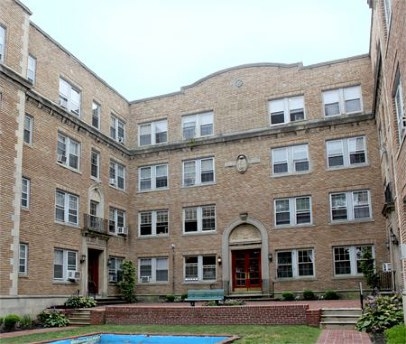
[320,307,362,329]
[67,309,91,325]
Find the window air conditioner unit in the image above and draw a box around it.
[57,154,67,163]
[67,270,81,281]
[109,178,116,186]
[117,226,128,236]
[140,276,150,283]
[382,263,392,272]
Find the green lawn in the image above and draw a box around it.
[1,324,321,344]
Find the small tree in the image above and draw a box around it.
[359,247,379,290]
[118,260,136,303]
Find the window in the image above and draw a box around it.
[53,249,77,280]
[27,55,36,83]
[109,160,125,190]
[394,76,405,140]
[139,164,168,191]
[24,114,33,144]
[184,255,216,282]
[57,133,80,170]
[92,102,100,129]
[59,78,81,115]
[277,249,314,278]
[108,257,123,282]
[139,120,168,146]
[334,245,374,276]
[323,86,362,116]
[271,144,309,175]
[0,26,5,62]
[274,196,312,226]
[109,207,126,234]
[19,243,28,275]
[110,115,125,143]
[182,112,213,139]
[139,210,169,236]
[21,177,30,208]
[269,96,305,125]
[183,205,216,233]
[139,257,168,283]
[90,150,100,179]
[326,136,367,168]
[55,190,79,225]
[330,190,371,222]
[183,158,214,186]
[383,0,392,28]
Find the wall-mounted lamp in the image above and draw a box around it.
[80,254,86,264]
[217,256,222,265]
[107,258,112,267]
[390,232,399,246]
[268,253,273,262]
[239,212,248,221]
[171,243,175,251]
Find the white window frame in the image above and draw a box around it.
[90,149,100,179]
[139,120,168,146]
[109,207,126,234]
[330,190,371,222]
[276,249,314,279]
[183,157,214,186]
[184,255,217,282]
[394,77,405,141]
[92,101,101,129]
[139,210,169,236]
[0,26,5,62]
[55,190,79,225]
[109,160,125,190]
[59,78,81,116]
[183,205,216,233]
[53,249,77,281]
[182,112,214,140]
[21,177,30,209]
[323,86,362,117]
[139,164,168,191]
[333,245,374,276]
[268,96,305,125]
[383,0,392,29]
[19,243,28,275]
[27,54,36,83]
[271,144,309,175]
[24,114,33,144]
[57,133,80,170]
[274,196,312,227]
[110,114,125,142]
[108,256,123,283]
[139,257,169,283]
[326,136,367,168]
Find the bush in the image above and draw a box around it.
[165,294,175,302]
[4,314,20,332]
[282,292,295,301]
[356,294,404,334]
[323,290,340,300]
[385,324,406,344]
[64,295,97,308]
[19,314,33,329]
[118,260,136,303]
[303,290,316,300]
[38,310,69,328]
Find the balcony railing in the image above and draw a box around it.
[83,214,109,234]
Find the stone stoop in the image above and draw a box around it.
[67,309,91,326]
[320,308,362,329]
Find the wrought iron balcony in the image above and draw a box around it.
[82,214,110,237]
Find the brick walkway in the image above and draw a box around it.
[316,329,372,344]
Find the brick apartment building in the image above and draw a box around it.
[0,0,405,316]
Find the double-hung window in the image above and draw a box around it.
[323,86,362,116]
[269,96,305,125]
[27,55,36,83]
[139,257,168,283]
[53,249,77,280]
[139,120,168,146]
[183,157,214,186]
[394,75,405,140]
[184,255,216,282]
[57,133,80,170]
[183,205,216,233]
[92,102,100,129]
[21,177,30,209]
[326,136,367,168]
[334,245,374,276]
[55,190,79,225]
[330,190,371,222]
[139,164,168,191]
[277,249,314,278]
[271,144,309,175]
[110,115,125,143]
[109,207,126,234]
[0,26,5,62]
[274,196,312,226]
[108,257,123,283]
[59,78,81,115]
[90,150,100,179]
[182,112,213,139]
[19,243,28,275]
[109,160,125,190]
[24,114,33,144]
[139,210,169,236]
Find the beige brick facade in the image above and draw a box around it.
[0,0,404,316]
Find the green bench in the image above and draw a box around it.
[185,289,225,306]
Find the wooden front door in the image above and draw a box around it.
[232,249,262,291]
[88,249,100,295]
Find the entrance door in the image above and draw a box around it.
[88,249,100,296]
[232,249,262,291]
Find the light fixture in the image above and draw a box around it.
[107,258,112,267]
[217,256,222,265]
[239,212,248,221]
[268,253,273,262]
[171,243,175,251]
[80,254,86,264]
[390,232,399,245]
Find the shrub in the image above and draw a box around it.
[19,314,33,329]
[118,260,136,303]
[38,310,69,328]
[0,317,3,326]
[181,294,187,301]
[64,295,97,308]
[323,290,340,300]
[356,294,404,334]
[303,289,316,300]
[165,294,175,302]
[4,314,20,332]
[385,324,406,344]
[282,292,295,301]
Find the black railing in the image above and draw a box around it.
[83,214,108,234]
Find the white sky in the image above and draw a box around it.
[22,0,372,101]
